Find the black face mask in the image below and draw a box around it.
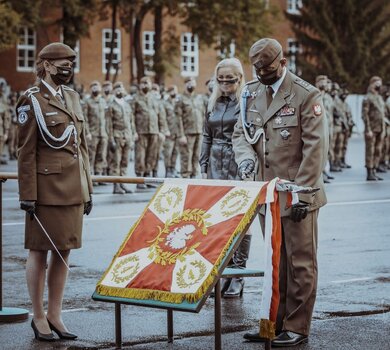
[104,89,111,96]
[141,87,149,94]
[217,78,239,85]
[374,85,381,92]
[92,91,100,97]
[50,64,73,85]
[256,68,280,86]
[116,92,123,99]
[186,86,195,93]
[170,93,176,98]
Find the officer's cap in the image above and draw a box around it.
[113,81,124,90]
[90,80,100,88]
[249,38,282,68]
[315,75,328,84]
[102,80,112,87]
[38,42,76,61]
[369,76,381,85]
[167,85,176,92]
[184,77,195,83]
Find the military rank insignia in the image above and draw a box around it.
[17,105,30,124]
[280,106,295,116]
[313,104,322,116]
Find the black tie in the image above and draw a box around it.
[266,86,274,109]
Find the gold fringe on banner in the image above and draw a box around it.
[96,188,261,304]
[259,319,276,340]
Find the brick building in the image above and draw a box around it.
[0,0,302,93]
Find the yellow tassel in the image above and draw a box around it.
[96,189,261,304]
[259,319,276,339]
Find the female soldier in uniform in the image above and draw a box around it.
[199,58,252,298]
[16,43,93,341]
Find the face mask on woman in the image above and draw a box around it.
[50,63,73,85]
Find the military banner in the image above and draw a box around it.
[95,178,283,327]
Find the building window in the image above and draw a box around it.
[218,38,236,59]
[17,27,36,72]
[287,0,302,14]
[181,33,198,77]
[143,31,155,74]
[287,38,301,74]
[102,29,121,74]
[73,40,80,73]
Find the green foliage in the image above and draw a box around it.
[0,3,20,50]
[287,0,390,93]
[180,0,276,62]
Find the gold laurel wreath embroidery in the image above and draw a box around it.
[147,209,211,266]
[111,255,140,284]
[176,260,207,288]
[220,189,250,217]
[153,187,183,214]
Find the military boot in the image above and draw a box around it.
[377,163,387,173]
[341,157,351,169]
[329,161,341,172]
[366,168,377,181]
[224,235,252,298]
[209,278,231,298]
[120,183,134,193]
[146,172,158,188]
[113,183,126,194]
[373,169,383,180]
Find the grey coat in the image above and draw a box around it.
[200,95,239,180]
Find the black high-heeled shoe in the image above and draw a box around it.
[223,277,244,298]
[31,319,55,342]
[47,318,78,340]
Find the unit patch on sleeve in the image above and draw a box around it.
[313,104,322,116]
[17,105,30,125]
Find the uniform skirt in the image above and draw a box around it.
[25,204,84,250]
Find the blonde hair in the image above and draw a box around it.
[207,58,245,113]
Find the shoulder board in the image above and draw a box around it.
[293,78,315,92]
[62,85,76,93]
[24,86,40,97]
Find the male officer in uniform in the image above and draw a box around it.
[102,80,115,176]
[339,88,354,168]
[175,77,205,178]
[362,76,386,180]
[83,81,108,180]
[107,81,137,193]
[233,38,328,347]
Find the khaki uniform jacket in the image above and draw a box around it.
[175,92,205,136]
[132,93,163,135]
[16,82,93,205]
[362,92,386,133]
[232,71,328,216]
[83,96,108,138]
[163,98,180,136]
[322,93,334,130]
[333,95,348,129]
[0,100,10,137]
[107,98,135,140]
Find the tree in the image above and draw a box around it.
[286,0,390,92]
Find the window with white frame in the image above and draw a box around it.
[181,33,198,77]
[218,38,236,59]
[102,29,121,74]
[287,38,300,74]
[17,27,36,72]
[287,0,302,14]
[73,40,80,73]
[143,31,155,74]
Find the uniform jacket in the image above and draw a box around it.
[0,100,10,137]
[107,98,135,140]
[175,92,205,136]
[362,92,386,133]
[322,92,334,130]
[200,95,239,180]
[132,93,163,135]
[83,95,108,138]
[16,81,93,205]
[232,71,328,216]
[163,97,180,136]
[333,96,348,130]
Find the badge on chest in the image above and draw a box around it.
[279,106,295,117]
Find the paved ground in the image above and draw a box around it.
[0,134,389,349]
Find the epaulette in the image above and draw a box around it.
[62,85,76,93]
[293,78,315,92]
[24,86,40,97]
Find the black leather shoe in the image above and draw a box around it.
[47,318,77,340]
[224,278,244,298]
[210,278,231,297]
[243,331,268,342]
[31,319,55,342]
[271,331,308,347]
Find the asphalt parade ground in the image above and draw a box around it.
[0,134,389,350]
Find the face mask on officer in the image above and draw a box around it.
[48,61,74,85]
[91,85,100,97]
[374,82,382,92]
[186,80,196,93]
[255,55,286,86]
[140,82,151,94]
[103,87,111,96]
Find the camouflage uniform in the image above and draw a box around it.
[340,98,354,167]
[332,95,348,168]
[323,92,334,161]
[104,93,115,175]
[107,97,135,176]
[7,98,18,160]
[175,91,205,178]
[132,92,163,177]
[380,97,390,169]
[163,96,181,177]
[83,95,108,174]
[362,92,386,170]
[0,99,10,164]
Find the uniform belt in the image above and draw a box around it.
[212,138,232,145]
